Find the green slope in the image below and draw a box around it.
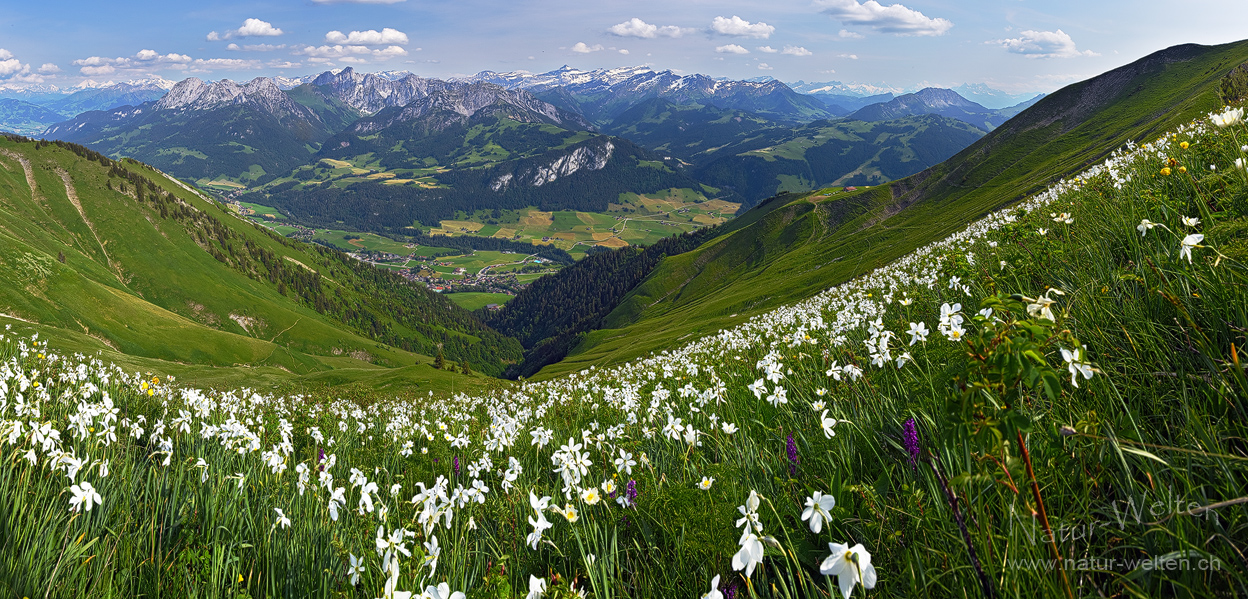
[692,114,987,207]
[0,136,520,389]
[537,39,1248,378]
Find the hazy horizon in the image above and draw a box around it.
[3,0,1247,96]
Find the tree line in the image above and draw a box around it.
[485,225,724,378]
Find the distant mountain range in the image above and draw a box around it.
[457,65,836,125]
[45,77,332,182]
[786,79,1042,109]
[17,64,1048,226]
[0,77,176,135]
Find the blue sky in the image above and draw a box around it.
[2,0,1247,93]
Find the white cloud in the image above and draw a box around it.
[188,58,260,71]
[227,43,286,52]
[207,18,283,41]
[134,49,192,63]
[0,49,46,82]
[711,16,774,39]
[0,58,26,77]
[838,53,859,59]
[608,18,690,38]
[294,44,408,62]
[72,49,193,76]
[992,29,1097,59]
[325,28,409,45]
[838,29,864,39]
[758,63,774,70]
[782,45,812,56]
[816,0,953,36]
[619,49,630,55]
[571,42,604,53]
[757,45,778,53]
[38,63,62,74]
[715,44,750,55]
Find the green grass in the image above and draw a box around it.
[238,201,288,221]
[2,101,1245,599]
[445,292,514,311]
[308,229,415,254]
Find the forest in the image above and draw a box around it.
[485,225,723,377]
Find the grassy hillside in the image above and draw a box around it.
[0,136,520,386]
[542,40,1248,379]
[693,114,987,207]
[3,92,1244,599]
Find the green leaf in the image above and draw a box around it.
[1119,445,1170,466]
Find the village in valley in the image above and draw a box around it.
[222,187,738,310]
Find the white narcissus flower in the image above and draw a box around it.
[526,575,547,599]
[423,534,441,573]
[613,449,636,475]
[1060,346,1095,387]
[422,582,465,599]
[1180,234,1204,263]
[802,491,837,533]
[1025,288,1064,321]
[68,481,103,512]
[702,574,724,599]
[906,321,928,346]
[1182,216,1200,227]
[273,507,291,530]
[820,410,840,439]
[347,553,365,586]
[732,531,765,577]
[1211,106,1243,128]
[820,542,877,599]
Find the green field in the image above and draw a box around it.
[444,292,514,311]
[236,201,288,221]
[423,189,740,257]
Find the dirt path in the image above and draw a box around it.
[0,149,38,201]
[58,168,124,284]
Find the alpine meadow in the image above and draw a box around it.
[1,4,1247,599]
